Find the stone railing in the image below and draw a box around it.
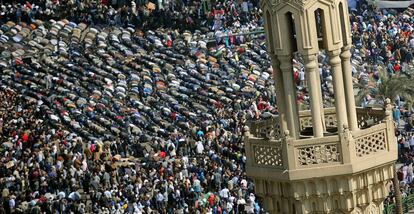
[353,123,388,158]
[356,107,387,129]
[299,108,337,130]
[248,116,282,139]
[248,107,387,139]
[245,107,397,181]
[292,135,342,168]
[247,137,284,168]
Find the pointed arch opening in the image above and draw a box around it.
[312,201,317,211]
[338,2,348,46]
[265,10,275,54]
[334,199,339,209]
[314,8,326,50]
[285,11,298,53]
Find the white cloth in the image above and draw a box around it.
[219,188,229,199]
[409,137,414,147]
[242,2,249,12]
[196,141,204,154]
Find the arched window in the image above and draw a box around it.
[314,8,326,49]
[285,11,298,52]
[312,201,317,211]
[265,10,275,53]
[338,2,348,45]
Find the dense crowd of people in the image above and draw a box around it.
[348,0,414,208]
[0,1,275,213]
[2,0,414,213]
[0,0,262,33]
[346,1,414,209]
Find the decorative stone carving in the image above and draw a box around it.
[271,0,305,6]
[366,203,378,214]
[265,0,305,13]
[283,130,290,141]
[355,130,387,158]
[350,207,363,214]
[249,108,387,140]
[357,111,385,128]
[297,143,340,165]
[248,0,397,211]
[299,116,313,130]
[300,113,338,130]
[342,124,351,142]
[253,143,283,167]
[263,122,281,139]
[325,114,337,127]
[251,117,282,139]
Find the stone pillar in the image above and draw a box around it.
[329,50,348,132]
[271,54,288,133]
[303,54,324,137]
[315,63,326,131]
[278,54,300,139]
[341,45,358,131]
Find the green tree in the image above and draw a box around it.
[355,69,414,108]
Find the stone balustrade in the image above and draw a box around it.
[248,116,282,139]
[248,138,284,168]
[353,123,388,158]
[298,107,337,130]
[356,107,387,128]
[293,136,341,167]
[245,107,397,180]
[248,107,386,139]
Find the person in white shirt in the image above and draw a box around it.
[9,197,15,209]
[240,178,247,190]
[299,69,305,86]
[226,201,233,213]
[219,187,230,201]
[410,37,414,50]
[237,196,246,213]
[409,136,414,152]
[196,141,204,154]
[403,137,410,153]
[244,198,255,214]
[156,192,164,210]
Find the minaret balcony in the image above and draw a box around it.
[245,107,397,181]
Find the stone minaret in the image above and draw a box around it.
[244,0,398,213]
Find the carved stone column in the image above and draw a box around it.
[303,54,324,137]
[329,50,348,132]
[341,45,358,131]
[278,54,300,139]
[271,54,288,134]
[315,62,326,132]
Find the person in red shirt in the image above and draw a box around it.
[394,61,401,74]
[294,70,299,84]
[160,151,166,159]
[90,144,95,153]
[22,133,29,143]
[208,193,215,206]
[257,101,268,111]
[15,71,21,81]
[170,112,177,121]
[214,101,223,109]
[159,166,165,177]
